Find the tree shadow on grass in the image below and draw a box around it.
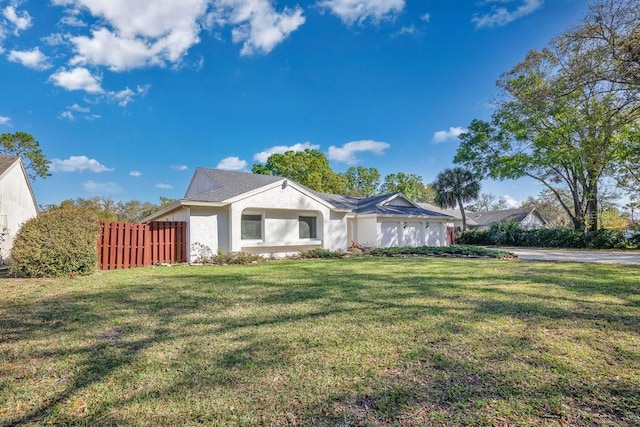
[1,259,638,425]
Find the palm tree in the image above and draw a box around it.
[434,167,480,231]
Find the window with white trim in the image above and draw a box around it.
[299,216,317,239]
[241,214,262,240]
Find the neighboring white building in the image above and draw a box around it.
[146,168,456,261]
[0,156,39,265]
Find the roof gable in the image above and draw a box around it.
[185,168,284,202]
[315,192,454,218]
[0,156,19,177]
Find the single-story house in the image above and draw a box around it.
[466,207,547,230]
[0,156,39,265]
[145,168,457,261]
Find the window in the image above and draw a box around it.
[299,216,317,239]
[241,214,262,240]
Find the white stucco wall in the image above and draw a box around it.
[353,216,378,247]
[327,211,348,251]
[229,183,333,255]
[0,161,38,265]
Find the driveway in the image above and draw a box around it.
[503,248,640,265]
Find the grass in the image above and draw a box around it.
[1,258,639,426]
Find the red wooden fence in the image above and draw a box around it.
[98,221,187,270]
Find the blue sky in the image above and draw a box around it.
[0,0,590,207]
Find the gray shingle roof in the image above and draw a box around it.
[0,155,19,176]
[183,168,454,219]
[185,168,284,201]
[417,202,478,226]
[467,208,542,226]
[316,193,454,217]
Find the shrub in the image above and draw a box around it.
[299,248,346,259]
[367,245,515,259]
[458,226,638,249]
[457,229,493,245]
[583,229,629,249]
[213,251,264,265]
[11,208,101,277]
[190,243,264,265]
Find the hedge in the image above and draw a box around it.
[458,224,638,249]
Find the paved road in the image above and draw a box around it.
[504,248,640,265]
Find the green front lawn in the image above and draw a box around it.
[1,259,639,425]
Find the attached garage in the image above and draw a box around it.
[380,221,401,247]
[402,222,424,247]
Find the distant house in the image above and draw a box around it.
[0,156,39,265]
[466,208,547,230]
[145,168,457,261]
[418,202,479,229]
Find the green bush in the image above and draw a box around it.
[11,208,101,277]
[299,248,346,259]
[458,226,638,249]
[583,229,629,249]
[367,245,515,259]
[190,243,264,265]
[457,228,494,245]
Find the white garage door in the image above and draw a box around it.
[403,223,424,247]
[380,222,401,247]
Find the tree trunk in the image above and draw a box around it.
[585,179,598,232]
[457,197,467,231]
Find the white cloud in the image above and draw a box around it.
[501,194,521,208]
[83,180,123,194]
[3,5,32,34]
[171,165,188,171]
[7,47,51,70]
[47,0,303,69]
[217,156,248,171]
[55,0,209,70]
[0,116,11,125]
[59,103,101,120]
[420,13,430,22]
[49,67,104,94]
[473,0,543,29]
[156,183,173,189]
[42,33,67,46]
[393,25,416,37]
[215,0,306,56]
[51,156,113,172]
[253,141,320,163]
[60,15,86,27]
[107,84,150,107]
[432,126,468,143]
[58,110,75,121]
[328,140,390,164]
[68,103,90,113]
[129,170,142,177]
[318,0,404,26]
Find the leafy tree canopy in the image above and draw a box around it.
[343,166,381,197]
[252,149,347,194]
[56,196,173,222]
[455,0,640,231]
[467,192,508,212]
[0,131,50,179]
[380,172,435,203]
